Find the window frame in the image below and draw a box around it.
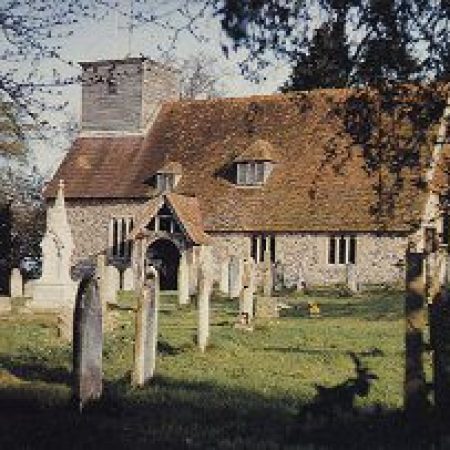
[236,161,266,186]
[327,235,357,265]
[251,234,276,263]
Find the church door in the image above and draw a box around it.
[146,239,180,291]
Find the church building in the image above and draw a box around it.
[43,57,450,293]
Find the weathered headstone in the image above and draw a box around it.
[133,265,159,386]
[0,296,11,314]
[96,254,107,312]
[219,258,230,296]
[255,296,279,319]
[72,276,103,411]
[105,265,120,305]
[347,264,359,293]
[31,180,77,311]
[197,259,212,352]
[273,261,284,292]
[262,258,273,297]
[123,267,134,291]
[229,255,243,298]
[23,280,35,298]
[296,264,306,292]
[240,258,255,320]
[10,268,23,298]
[178,251,190,305]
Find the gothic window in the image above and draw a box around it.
[109,217,133,259]
[251,235,276,263]
[328,235,357,265]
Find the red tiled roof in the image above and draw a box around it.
[130,193,209,244]
[45,87,449,232]
[234,139,276,162]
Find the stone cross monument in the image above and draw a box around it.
[31,180,78,311]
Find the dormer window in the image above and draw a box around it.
[234,139,275,187]
[155,161,182,192]
[237,162,266,185]
[157,173,175,192]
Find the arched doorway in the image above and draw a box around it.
[146,239,180,290]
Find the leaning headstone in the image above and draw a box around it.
[72,276,103,411]
[178,251,190,305]
[10,268,23,298]
[133,265,159,386]
[240,258,255,320]
[197,260,212,352]
[219,258,230,296]
[229,256,243,298]
[122,267,134,291]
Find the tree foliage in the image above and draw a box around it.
[216,0,450,88]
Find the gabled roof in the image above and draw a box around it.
[130,193,209,245]
[45,87,449,232]
[157,161,183,175]
[234,139,276,162]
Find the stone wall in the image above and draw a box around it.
[276,233,407,287]
[61,199,408,288]
[208,232,408,288]
[64,199,146,275]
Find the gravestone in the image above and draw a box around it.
[197,259,212,352]
[347,264,359,293]
[255,296,279,319]
[219,258,230,296]
[0,296,11,314]
[105,265,120,305]
[24,280,35,298]
[296,264,306,292]
[96,254,107,311]
[10,268,23,298]
[31,180,77,311]
[133,265,159,386]
[273,261,284,292]
[178,251,190,305]
[229,255,243,298]
[262,258,273,297]
[123,267,134,291]
[240,258,255,320]
[72,276,103,411]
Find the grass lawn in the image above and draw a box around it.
[0,289,440,449]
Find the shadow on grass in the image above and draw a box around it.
[0,360,447,449]
[0,354,72,385]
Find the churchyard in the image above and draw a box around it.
[0,287,442,449]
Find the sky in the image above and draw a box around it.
[2,1,292,178]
